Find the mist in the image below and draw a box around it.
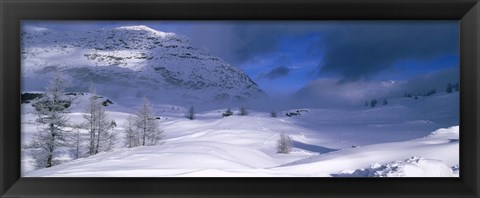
[238,67,459,111]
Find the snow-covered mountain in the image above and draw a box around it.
[21,25,265,105]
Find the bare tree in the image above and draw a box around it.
[94,106,116,154]
[29,71,71,168]
[84,83,98,155]
[124,115,140,148]
[68,125,85,159]
[134,97,164,146]
[276,133,293,154]
[102,121,117,152]
[83,83,116,155]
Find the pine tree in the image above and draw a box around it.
[383,99,388,105]
[239,105,248,116]
[29,71,71,168]
[134,97,164,146]
[453,82,459,92]
[186,106,195,120]
[370,99,377,108]
[276,133,293,154]
[270,111,277,118]
[446,83,453,93]
[425,89,436,96]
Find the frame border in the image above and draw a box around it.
[1,0,479,197]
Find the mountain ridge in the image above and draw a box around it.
[21,25,265,105]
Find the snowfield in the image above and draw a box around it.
[22,92,459,177]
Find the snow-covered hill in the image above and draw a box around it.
[22,92,459,177]
[21,25,264,105]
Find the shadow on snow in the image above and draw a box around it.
[293,141,338,154]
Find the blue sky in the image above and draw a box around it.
[24,21,459,95]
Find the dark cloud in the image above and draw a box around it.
[317,22,458,81]
[186,23,285,65]
[183,22,328,65]
[260,66,291,80]
[184,22,458,81]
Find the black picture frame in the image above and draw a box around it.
[1,0,479,197]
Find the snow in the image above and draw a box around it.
[21,25,265,105]
[275,126,459,177]
[334,156,456,177]
[115,25,176,38]
[22,92,459,177]
[20,25,459,177]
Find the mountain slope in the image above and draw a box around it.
[21,25,264,105]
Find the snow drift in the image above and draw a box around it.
[22,93,459,177]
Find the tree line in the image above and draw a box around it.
[364,99,388,108]
[365,82,460,108]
